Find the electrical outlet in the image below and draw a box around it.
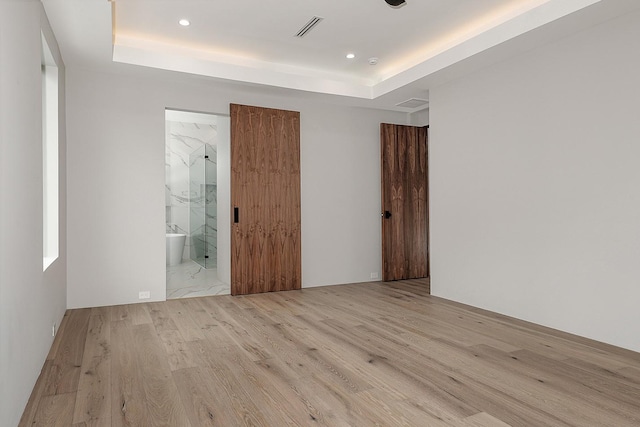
[139,291,151,300]
[52,322,56,337]
[370,272,379,279]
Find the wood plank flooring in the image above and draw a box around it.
[19,279,640,426]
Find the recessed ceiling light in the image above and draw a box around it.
[368,57,379,65]
[179,19,190,27]
[346,53,356,59]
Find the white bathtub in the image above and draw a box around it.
[166,233,186,266]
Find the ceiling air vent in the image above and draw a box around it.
[395,98,429,109]
[295,16,324,38]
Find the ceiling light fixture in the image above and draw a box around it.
[385,0,406,7]
[346,53,355,59]
[368,57,379,65]
[179,19,190,26]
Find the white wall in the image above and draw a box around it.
[409,109,429,127]
[430,8,640,352]
[0,1,67,425]
[66,66,407,308]
[217,116,231,285]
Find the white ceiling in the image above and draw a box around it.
[42,0,640,112]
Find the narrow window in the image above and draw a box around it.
[42,33,58,271]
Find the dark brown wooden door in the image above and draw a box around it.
[230,104,301,295]
[381,123,429,282]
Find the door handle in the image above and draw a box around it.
[384,210,392,219]
[234,207,239,223]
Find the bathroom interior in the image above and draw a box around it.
[165,109,230,298]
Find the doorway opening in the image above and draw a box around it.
[165,109,231,298]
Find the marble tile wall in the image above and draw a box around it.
[165,119,218,265]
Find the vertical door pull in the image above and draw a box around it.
[234,207,239,223]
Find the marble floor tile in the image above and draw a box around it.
[166,260,229,299]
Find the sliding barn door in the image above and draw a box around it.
[230,104,301,295]
[381,123,429,282]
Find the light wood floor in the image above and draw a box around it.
[20,279,640,426]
